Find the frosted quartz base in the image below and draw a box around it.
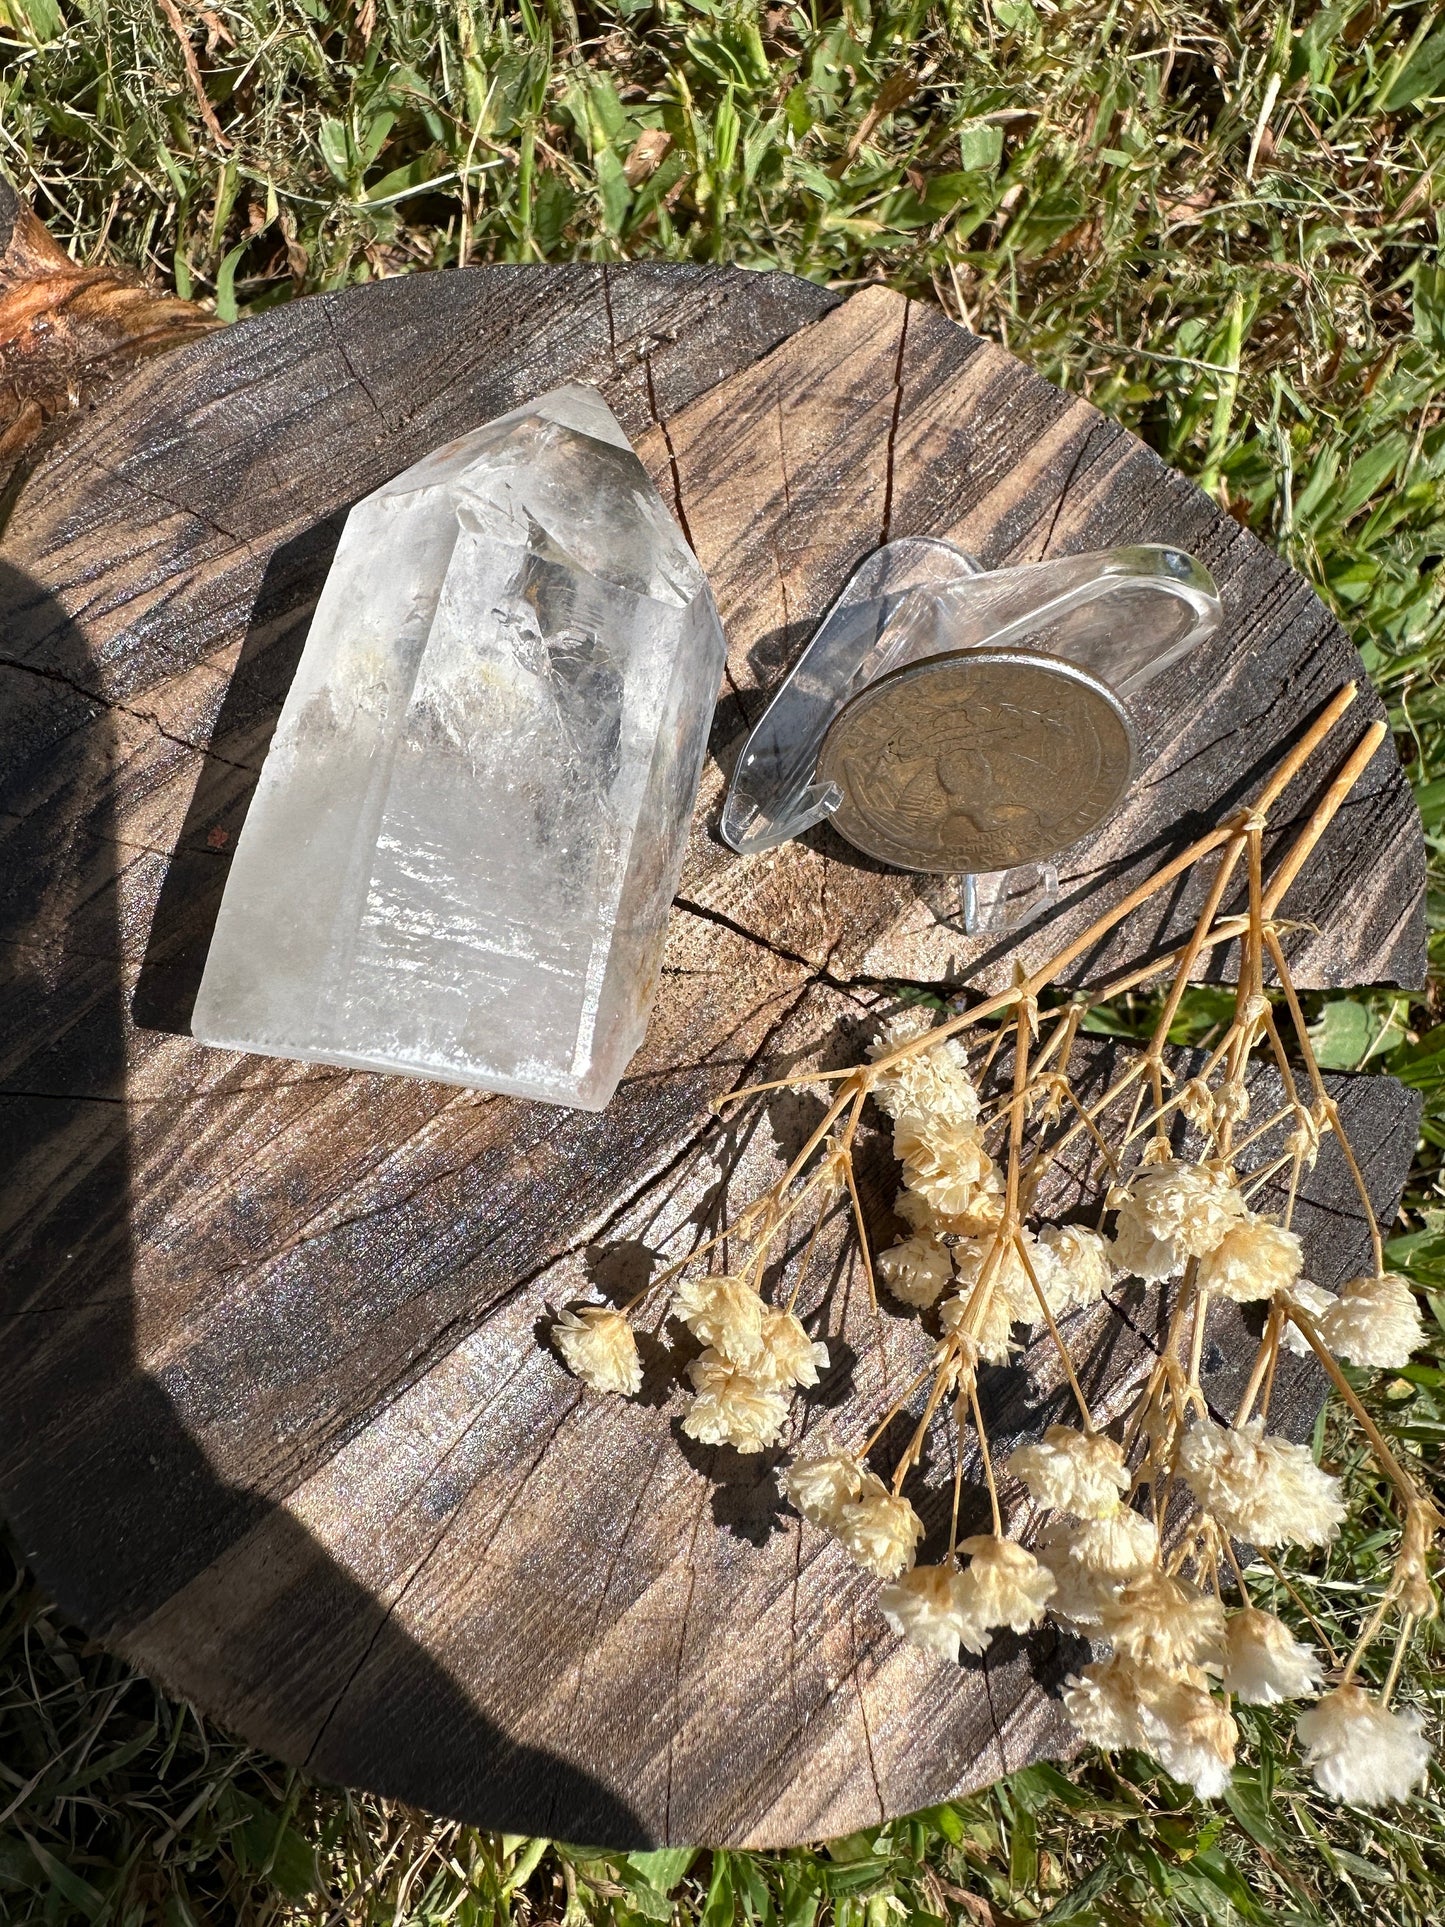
[192,385,726,1110]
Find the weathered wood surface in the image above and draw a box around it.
[0,265,1426,1846]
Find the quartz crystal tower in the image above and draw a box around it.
[192,385,726,1110]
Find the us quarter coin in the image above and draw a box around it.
[816,648,1136,873]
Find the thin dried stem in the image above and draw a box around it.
[1265,925,1386,1274]
[948,1389,968,1561]
[969,1374,1003,1538]
[1012,1230,1096,1433]
[861,1356,939,1460]
[1234,1301,1283,1426]
[1383,1614,1416,1702]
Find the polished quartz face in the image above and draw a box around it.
[192,385,727,1110]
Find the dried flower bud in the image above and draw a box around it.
[1176,1417,1344,1549]
[1064,1657,1236,1798]
[1295,1685,1432,1806]
[671,1273,764,1364]
[1111,1159,1246,1282]
[1222,1608,1321,1705]
[870,1014,980,1127]
[1214,1077,1250,1124]
[878,1232,955,1308]
[939,1285,1015,1366]
[1099,1568,1226,1670]
[782,1441,864,1528]
[1177,1078,1215,1130]
[878,1563,973,1662]
[1396,1504,1438,1623]
[1007,1425,1130,1519]
[682,1351,789,1452]
[1287,1108,1322,1170]
[897,1115,995,1218]
[833,1475,925,1580]
[752,1306,829,1390]
[1138,1670,1238,1799]
[552,1306,643,1397]
[1318,1272,1425,1370]
[952,1230,1044,1323]
[1036,1223,1115,1314]
[954,1535,1056,1648]
[896,1177,1004,1240]
[1281,1279,1338,1355]
[1197,1216,1303,1303]
[1035,1510,1160,1626]
[1061,1656,1148,1749]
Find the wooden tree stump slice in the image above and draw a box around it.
[0,265,1427,1847]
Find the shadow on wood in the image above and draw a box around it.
[0,556,649,1845]
[132,513,348,1036]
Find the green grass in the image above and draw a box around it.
[2,1,1444,1921]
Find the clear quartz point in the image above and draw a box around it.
[722,540,1220,935]
[192,384,726,1110]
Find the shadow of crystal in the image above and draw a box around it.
[132,511,347,1036]
[0,555,649,1846]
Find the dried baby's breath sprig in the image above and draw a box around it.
[682,1351,788,1451]
[953,1534,1056,1644]
[879,1564,974,1661]
[1007,1425,1129,1519]
[544,689,1440,1809]
[1317,1270,1425,1369]
[1223,1607,1323,1705]
[552,1306,643,1397]
[1177,1417,1346,1549]
[1295,1685,1432,1805]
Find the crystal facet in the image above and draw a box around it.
[192,385,726,1110]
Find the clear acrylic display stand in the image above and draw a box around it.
[721,541,1221,933]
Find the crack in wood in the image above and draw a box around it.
[78,451,247,547]
[879,299,910,546]
[664,1483,710,1845]
[643,350,696,551]
[321,298,389,428]
[977,1641,1011,1782]
[851,1608,887,1822]
[304,1382,585,1767]
[0,648,259,775]
[559,1429,670,1788]
[1033,413,1103,561]
[600,262,621,384]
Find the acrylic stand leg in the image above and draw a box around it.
[963,863,1060,935]
[721,537,981,854]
